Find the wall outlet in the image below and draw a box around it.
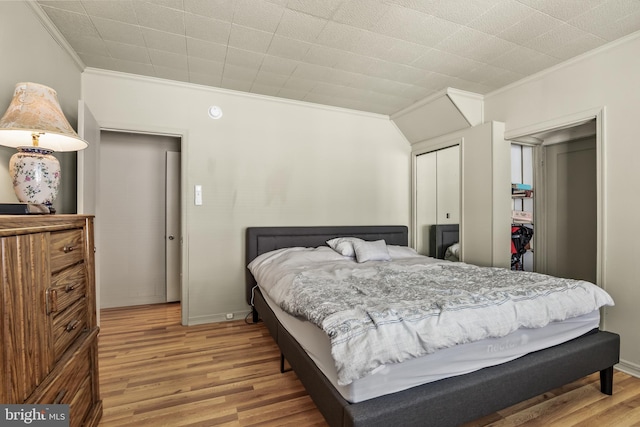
[226,313,233,320]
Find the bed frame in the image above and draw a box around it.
[245,225,620,427]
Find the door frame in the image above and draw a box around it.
[505,107,606,288]
[87,121,189,326]
[77,100,101,321]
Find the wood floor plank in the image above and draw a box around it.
[487,384,610,426]
[98,303,639,426]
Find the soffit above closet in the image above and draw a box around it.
[391,87,484,144]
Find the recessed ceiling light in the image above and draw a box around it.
[208,105,223,119]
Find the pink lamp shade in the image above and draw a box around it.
[0,82,88,207]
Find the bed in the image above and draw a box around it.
[245,225,620,427]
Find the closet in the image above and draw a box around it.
[414,145,460,256]
[511,144,535,271]
[395,88,510,268]
[412,121,511,268]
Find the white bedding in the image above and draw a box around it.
[261,290,602,403]
[248,246,614,386]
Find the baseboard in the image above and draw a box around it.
[100,296,166,309]
[187,310,252,325]
[616,359,640,378]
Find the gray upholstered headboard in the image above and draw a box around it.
[245,225,408,305]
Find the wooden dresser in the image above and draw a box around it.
[0,215,102,426]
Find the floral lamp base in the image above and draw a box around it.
[9,147,60,207]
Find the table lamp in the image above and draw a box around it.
[0,82,88,211]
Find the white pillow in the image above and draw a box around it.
[326,237,364,257]
[353,239,391,263]
[444,242,460,262]
[387,245,420,259]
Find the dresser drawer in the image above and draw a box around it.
[50,229,84,273]
[48,263,87,315]
[53,298,88,360]
[69,376,93,427]
[27,334,95,427]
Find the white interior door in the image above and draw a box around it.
[165,151,180,302]
[414,145,460,256]
[77,100,101,322]
[543,137,597,282]
[436,145,460,224]
[77,101,99,216]
[415,151,437,255]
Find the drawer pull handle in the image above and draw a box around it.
[53,389,67,404]
[65,284,76,292]
[63,245,76,253]
[65,320,80,332]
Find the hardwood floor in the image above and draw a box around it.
[98,303,640,427]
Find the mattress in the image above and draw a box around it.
[261,289,601,403]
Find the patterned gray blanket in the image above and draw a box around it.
[278,261,614,385]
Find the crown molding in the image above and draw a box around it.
[26,0,85,72]
[486,30,640,99]
[81,68,391,121]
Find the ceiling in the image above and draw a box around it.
[34,0,640,115]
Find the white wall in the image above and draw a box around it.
[484,32,640,375]
[0,2,82,213]
[81,69,410,324]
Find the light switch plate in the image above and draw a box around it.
[195,185,202,205]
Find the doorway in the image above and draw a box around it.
[98,131,181,308]
[508,115,601,284]
[511,143,534,271]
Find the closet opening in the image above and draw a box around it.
[508,117,599,283]
[511,143,534,271]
